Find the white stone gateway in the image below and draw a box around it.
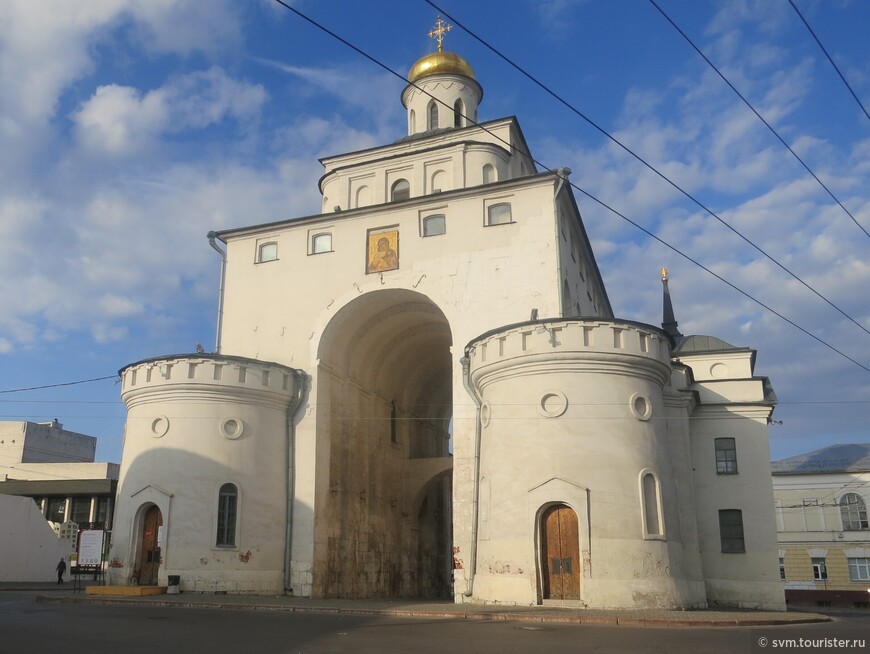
[109,22,784,610]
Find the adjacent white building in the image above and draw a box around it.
[0,420,118,581]
[108,38,785,609]
[772,444,870,608]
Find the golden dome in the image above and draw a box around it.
[408,51,476,84]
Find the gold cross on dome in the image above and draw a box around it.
[661,267,669,280]
[429,15,452,52]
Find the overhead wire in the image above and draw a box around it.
[649,0,870,240]
[787,0,870,125]
[425,0,870,337]
[270,0,870,373]
[0,375,118,395]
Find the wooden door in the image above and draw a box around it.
[137,505,162,585]
[541,504,580,600]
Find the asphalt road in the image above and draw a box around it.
[1,593,867,654]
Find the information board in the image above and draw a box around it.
[78,530,104,566]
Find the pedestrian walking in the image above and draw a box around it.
[56,557,66,584]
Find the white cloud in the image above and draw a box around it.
[125,1,242,56]
[0,1,240,129]
[74,85,168,154]
[257,60,403,137]
[74,68,267,155]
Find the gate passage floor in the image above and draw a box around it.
[2,582,831,628]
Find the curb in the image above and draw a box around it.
[35,595,833,628]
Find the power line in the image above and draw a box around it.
[649,0,870,240]
[270,1,870,374]
[788,0,870,125]
[425,0,870,338]
[0,376,118,395]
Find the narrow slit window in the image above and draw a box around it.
[216,483,238,548]
[453,99,463,127]
[641,472,663,537]
[428,101,438,130]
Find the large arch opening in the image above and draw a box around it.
[315,289,453,598]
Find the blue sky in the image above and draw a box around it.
[0,0,867,464]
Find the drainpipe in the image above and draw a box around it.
[460,355,483,598]
[207,231,226,354]
[284,371,308,595]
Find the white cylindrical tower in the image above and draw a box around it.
[463,319,706,609]
[108,354,303,594]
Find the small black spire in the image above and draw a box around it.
[661,268,682,338]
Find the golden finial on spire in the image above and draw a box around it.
[429,15,452,52]
[661,267,669,281]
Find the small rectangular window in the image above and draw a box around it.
[715,437,738,474]
[258,241,278,263]
[311,233,333,254]
[718,509,745,553]
[812,557,827,580]
[422,214,446,237]
[779,557,786,580]
[486,202,512,226]
[848,557,870,581]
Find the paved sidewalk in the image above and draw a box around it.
[3,582,831,628]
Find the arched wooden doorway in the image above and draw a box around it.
[540,504,580,600]
[135,505,163,585]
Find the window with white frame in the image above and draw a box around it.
[848,557,870,581]
[422,214,446,237]
[714,437,738,474]
[216,483,238,548]
[311,233,333,254]
[641,471,663,537]
[812,557,827,580]
[257,241,278,263]
[486,202,512,226]
[718,509,745,553]
[840,493,868,530]
[779,557,786,580]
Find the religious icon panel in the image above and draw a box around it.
[366,228,399,274]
